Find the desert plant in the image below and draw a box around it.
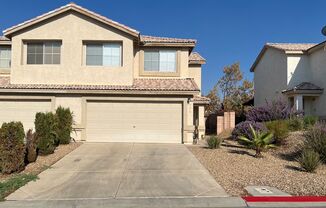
[238,125,274,157]
[303,122,326,163]
[303,115,318,129]
[287,117,304,131]
[246,98,291,122]
[0,122,25,174]
[206,136,222,149]
[35,112,59,155]
[297,148,320,172]
[25,129,38,164]
[232,121,267,140]
[56,106,73,144]
[265,120,289,145]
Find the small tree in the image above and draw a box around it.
[205,85,222,115]
[35,112,58,155]
[213,62,254,115]
[0,122,26,173]
[238,125,274,158]
[25,129,38,164]
[56,106,73,144]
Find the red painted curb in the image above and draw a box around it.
[243,196,326,202]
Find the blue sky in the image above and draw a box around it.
[1,0,325,94]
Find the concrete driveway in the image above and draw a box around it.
[6,143,228,200]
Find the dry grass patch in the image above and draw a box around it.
[0,142,82,182]
[188,131,326,196]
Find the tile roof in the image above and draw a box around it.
[266,43,317,51]
[189,52,206,64]
[140,35,196,45]
[0,77,199,92]
[3,3,139,37]
[192,95,210,104]
[283,82,323,93]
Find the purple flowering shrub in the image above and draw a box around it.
[304,122,326,163]
[232,121,267,140]
[246,99,292,122]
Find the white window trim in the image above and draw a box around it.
[84,42,122,67]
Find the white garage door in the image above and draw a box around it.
[0,100,52,131]
[86,101,182,143]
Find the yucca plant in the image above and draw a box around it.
[238,124,274,158]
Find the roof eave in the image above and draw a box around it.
[250,45,268,72]
[140,42,196,47]
[189,60,206,65]
[0,41,11,45]
[282,89,324,95]
[0,88,198,95]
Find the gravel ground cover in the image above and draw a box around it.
[188,132,326,196]
[0,142,82,181]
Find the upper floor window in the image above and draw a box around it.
[0,46,11,68]
[86,43,122,67]
[144,50,176,72]
[27,42,61,65]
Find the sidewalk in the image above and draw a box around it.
[2,196,326,208]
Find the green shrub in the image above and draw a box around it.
[25,129,38,164]
[35,112,59,155]
[0,122,25,174]
[287,117,304,131]
[303,116,318,129]
[298,148,320,172]
[265,120,289,145]
[238,124,275,158]
[56,106,73,144]
[303,122,326,163]
[206,136,222,149]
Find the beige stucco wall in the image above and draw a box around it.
[188,64,201,91]
[254,48,287,106]
[287,55,311,88]
[309,48,326,117]
[10,11,135,85]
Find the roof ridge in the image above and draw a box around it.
[3,3,139,36]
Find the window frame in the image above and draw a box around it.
[140,48,179,77]
[84,41,123,67]
[26,41,61,65]
[0,45,11,69]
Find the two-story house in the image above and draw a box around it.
[251,42,326,118]
[0,3,209,143]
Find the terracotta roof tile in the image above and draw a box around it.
[0,77,199,92]
[189,52,206,64]
[0,36,9,41]
[140,35,196,45]
[266,43,317,51]
[3,3,139,37]
[192,95,210,104]
[283,82,323,93]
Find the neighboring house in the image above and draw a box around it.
[251,42,326,117]
[0,3,209,144]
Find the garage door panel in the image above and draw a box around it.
[86,102,182,143]
[0,100,52,131]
